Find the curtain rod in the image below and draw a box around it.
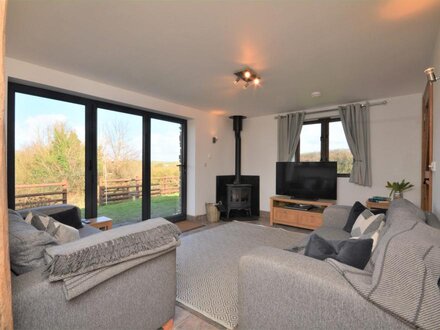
[274,100,388,119]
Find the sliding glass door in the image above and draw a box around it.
[97,108,143,225]
[8,83,187,224]
[150,118,185,218]
[12,91,86,215]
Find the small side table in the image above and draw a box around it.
[366,201,390,210]
[84,216,113,231]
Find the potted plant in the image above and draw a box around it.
[386,179,414,199]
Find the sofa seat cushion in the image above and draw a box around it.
[9,209,57,275]
[78,224,101,238]
[313,227,351,241]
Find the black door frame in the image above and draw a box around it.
[7,81,187,222]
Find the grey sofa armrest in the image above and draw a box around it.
[12,250,176,330]
[322,205,351,229]
[238,247,407,330]
[45,217,180,281]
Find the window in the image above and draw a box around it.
[13,92,86,215]
[296,118,352,176]
[8,83,187,224]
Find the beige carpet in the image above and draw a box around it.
[176,221,307,329]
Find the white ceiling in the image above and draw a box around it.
[6,0,440,117]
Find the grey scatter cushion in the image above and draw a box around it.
[25,212,80,244]
[9,213,57,275]
[351,210,384,237]
[8,209,24,222]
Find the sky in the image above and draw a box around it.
[15,91,348,161]
[15,92,182,162]
[300,121,349,153]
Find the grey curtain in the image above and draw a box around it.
[277,112,305,161]
[339,103,372,186]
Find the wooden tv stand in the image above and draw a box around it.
[270,196,336,230]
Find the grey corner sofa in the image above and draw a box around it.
[10,204,179,330]
[238,199,440,330]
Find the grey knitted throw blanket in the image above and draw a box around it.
[44,218,181,300]
[327,218,440,329]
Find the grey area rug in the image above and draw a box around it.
[176,221,307,329]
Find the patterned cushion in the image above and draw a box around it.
[351,210,385,237]
[353,220,385,251]
[25,212,80,244]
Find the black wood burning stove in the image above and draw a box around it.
[226,183,251,218]
[225,115,252,219]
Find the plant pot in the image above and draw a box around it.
[393,192,403,200]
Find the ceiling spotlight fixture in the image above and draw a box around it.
[234,68,261,88]
[311,91,321,98]
[424,67,439,82]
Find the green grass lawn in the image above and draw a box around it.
[82,194,180,225]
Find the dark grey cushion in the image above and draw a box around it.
[343,201,367,233]
[304,233,373,269]
[19,204,83,229]
[9,210,57,275]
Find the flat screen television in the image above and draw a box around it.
[276,162,337,200]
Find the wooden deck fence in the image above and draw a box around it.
[14,176,180,209]
[15,181,68,209]
[99,176,179,206]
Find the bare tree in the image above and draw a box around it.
[103,121,138,162]
[101,121,140,179]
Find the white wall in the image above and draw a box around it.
[242,93,422,211]
[431,27,440,216]
[5,58,234,216]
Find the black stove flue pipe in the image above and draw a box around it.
[230,115,246,184]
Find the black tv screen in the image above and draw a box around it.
[276,162,337,200]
